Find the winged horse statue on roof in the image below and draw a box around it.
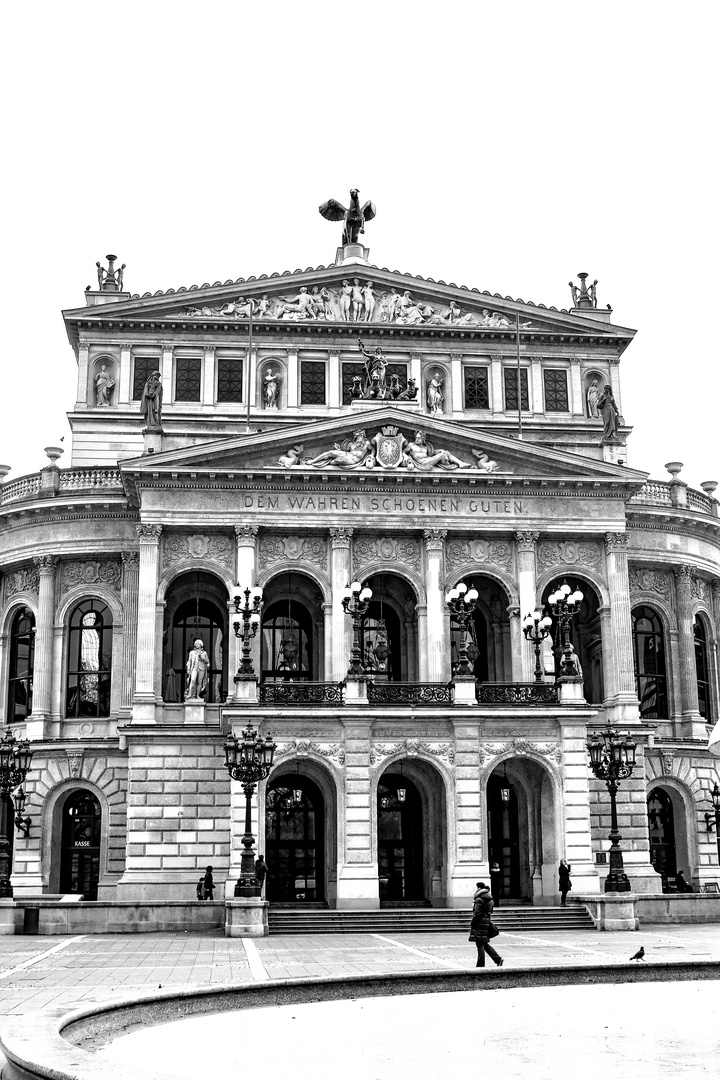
[319,188,377,246]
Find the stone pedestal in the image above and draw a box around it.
[143,430,162,454]
[336,863,380,909]
[225,897,269,937]
[558,677,586,704]
[344,676,368,705]
[183,700,205,725]
[335,243,370,265]
[233,678,259,704]
[0,899,16,935]
[452,678,477,705]
[576,893,639,931]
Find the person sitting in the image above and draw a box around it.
[674,869,694,893]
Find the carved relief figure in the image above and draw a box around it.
[275,287,315,320]
[597,383,620,442]
[140,370,163,431]
[396,291,424,324]
[380,289,401,322]
[185,638,210,700]
[403,431,471,471]
[587,379,600,418]
[472,450,499,472]
[264,369,280,409]
[351,279,364,321]
[340,279,352,321]
[304,429,374,469]
[277,444,303,468]
[358,339,387,397]
[220,297,256,318]
[363,281,376,322]
[95,364,115,407]
[426,372,444,415]
[310,287,333,320]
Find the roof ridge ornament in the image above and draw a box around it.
[95,254,126,293]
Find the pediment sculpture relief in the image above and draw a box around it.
[274,426,499,473]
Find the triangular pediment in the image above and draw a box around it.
[64,264,635,346]
[121,407,647,493]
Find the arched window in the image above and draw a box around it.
[261,600,312,682]
[167,597,226,703]
[66,600,113,718]
[7,607,35,723]
[647,787,676,889]
[361,602,401,682]
[694,616,711,720]
[632,605,667,719]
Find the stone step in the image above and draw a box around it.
[267,905,596,934]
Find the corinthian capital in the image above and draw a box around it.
[121,551,140,569]
[604,532,628,553]
[423,528,447,552]
[136,523,163,541]
[673,564,694,585]
[515,531,539,552]
[235,525,259,542]
[329,527,353,546]
[33,555,58,573]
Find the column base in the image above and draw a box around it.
[233,678,259,704]
[225,898,268,937]
[603,695,641,724]
[344,677,369,705]
[558,677,586,705]
[143,429,163,454]
[679,711,710,740]
[451,678,477,705]
[708,715,720,757]
[131,697,157,724]
[24,716,49,740]
[336,862,379,908]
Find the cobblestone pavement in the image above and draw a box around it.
[1,923,720,1023]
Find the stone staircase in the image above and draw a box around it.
[268,903,596,935]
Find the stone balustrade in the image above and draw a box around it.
[0,467,123,504]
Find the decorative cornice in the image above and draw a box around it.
[136,523,163,541]
[604,531,628,552]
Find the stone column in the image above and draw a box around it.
[515,532,539,681]
[235,527,259,681]
[337,719,377,908]
[118,345,132,406]
[330,529,353,682]
[27,556,57,739]
[604,532,640,722]
[287,351,298,410]
[569,358,584,416]
[161,345,173,404]
[597,604,614,705]
[674,565,704,738]
[530,356,543,415]
[203,346,216,406]
[423,530,448,682]
[119,552,140,720]
[608,356,623,415]
[328,353,340,408]
[323,603,333,681]
[449,354,463,412]
[132,524,162,724]
[410,353,423,400]
[76,344,90,407]
[490,356,503,416]
[449,719,486,904]
[405,614,418,682]
[708,580,720,754]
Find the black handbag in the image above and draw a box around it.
[487,921,500,938]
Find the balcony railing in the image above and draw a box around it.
[259,682,345,706]
[367,682,453,706]
[477,682,559,705]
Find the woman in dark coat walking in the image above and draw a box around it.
[558,860,572,906]
[469,882,503,968]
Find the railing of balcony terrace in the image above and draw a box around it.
[367,682,453,706]
[477,682,559,705]
[259,682,345,706]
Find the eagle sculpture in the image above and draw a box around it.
[319,188,376,246]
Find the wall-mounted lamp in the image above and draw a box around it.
[14,788,31,837]
[705,812,715,832]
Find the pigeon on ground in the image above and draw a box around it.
[629,946,645,961]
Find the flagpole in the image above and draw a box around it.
[516,312,522,441]
[245,304,253,434]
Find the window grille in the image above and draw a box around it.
[132,357,156,401]
[464,366,490,409]
[217,358,243,403]
[543,369,569,412]
[300,361,326,405]
[175,357,202,402]
[342,362,366,401]
[504,368,529,411]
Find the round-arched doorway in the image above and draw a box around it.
[377,775,424,902]
[59,789,102,900]
[647,787,677,890]
[265,776,325,902]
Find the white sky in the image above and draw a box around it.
[2,1,718,490]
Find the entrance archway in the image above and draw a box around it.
[449,576,512,681]
[59,789,101,900]
[486,757,559,904]
[378,776,423,902]
[265,775,325,902]
[163,570,228,703]
[361,574,418,682]
[647,786,677,890]
[541,578,604,704]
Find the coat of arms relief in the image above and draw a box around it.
[274,426,499,473]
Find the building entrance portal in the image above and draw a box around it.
[265,776,325,902]
[486,758,559,905]
[378,776,424,903]
[59,790,101,900]
[486,774,521,901]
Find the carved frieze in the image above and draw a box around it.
[479,738,562,765]
[162,534,233,570]
[61,560,122,594]
[273,740,344,765]
[353,536,421,575]
[691,576,710,604]
[537,540,602,569]
[628,567,671,598]
[258,535,328,571]
[4,567,40,599]
[370,740,454,765]
[445,537,512,574]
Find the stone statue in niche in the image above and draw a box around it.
[426,372,444,414]
[597,383,620,443]
[586,380,600,418]
[318,188,376,245]
[185,638,210,700]
[140,370,163,431]
[95,364,115,407]
[264,369,281,409]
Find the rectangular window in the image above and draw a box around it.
[464,366,490,409]
[342,362,366,402]
[175,357,202,402]
[217,358,244,403]
[543,369,569,412]
[300,361,326,405]
[132,357,157,401]
[504,368,529,411]
[386,363,408,393]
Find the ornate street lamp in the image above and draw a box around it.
[711,782,720,863]
[522,609,553,682]
[445,581,479,677]
[224,723,276,897]
[233,586,263,678]
[548,581,584,676]
[587,724,637,892]
[13,788,31,838]
[341,581,373,676]
[0,730,34,897]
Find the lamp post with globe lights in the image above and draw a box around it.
[522,610,553,682]
[223,723,276,897]
[445,582,479,677]
[548,582,584,676]
[0,730,34,897]
[342,581,373,676]
[233,586,263,678]
[712,782,720,864]
[587,724,637,892]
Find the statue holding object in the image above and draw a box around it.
[140,370,163,432]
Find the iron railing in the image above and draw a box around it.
[367,682,453,706]
[477,682,559,705]
[259,682,345,706]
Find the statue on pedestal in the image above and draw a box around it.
[185,638,210,700]
[264,369,281,409]
[95,365,115,407]
[427,372,444,414]
[140,371,163,432]
[597,383,620,442]
[318,188,376,245]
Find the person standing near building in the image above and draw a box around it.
[196,876,205,901]
[203,865,215,901]
[469,882,503,968]
[558,859,572,906]
[490,861,502,907]
[255,854,268,898]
